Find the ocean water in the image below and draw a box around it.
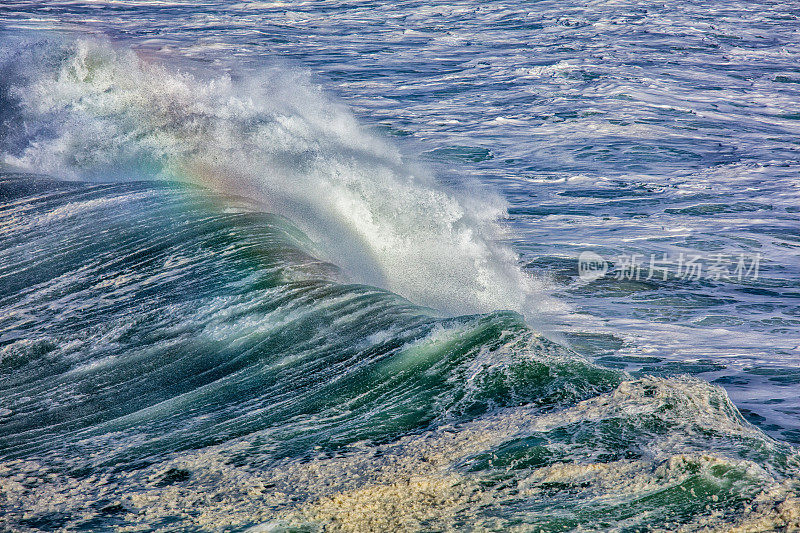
[1,1,799,531]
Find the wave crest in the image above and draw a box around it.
[1,36,558,319]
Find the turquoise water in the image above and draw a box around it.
[1,2,799,531]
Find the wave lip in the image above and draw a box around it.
[0,36,560,322]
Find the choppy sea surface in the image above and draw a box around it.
[1,1,799,531]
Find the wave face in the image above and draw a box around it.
[0,173,552,465]
[0,34,798,533]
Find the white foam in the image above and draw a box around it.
[1,375,796,532]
